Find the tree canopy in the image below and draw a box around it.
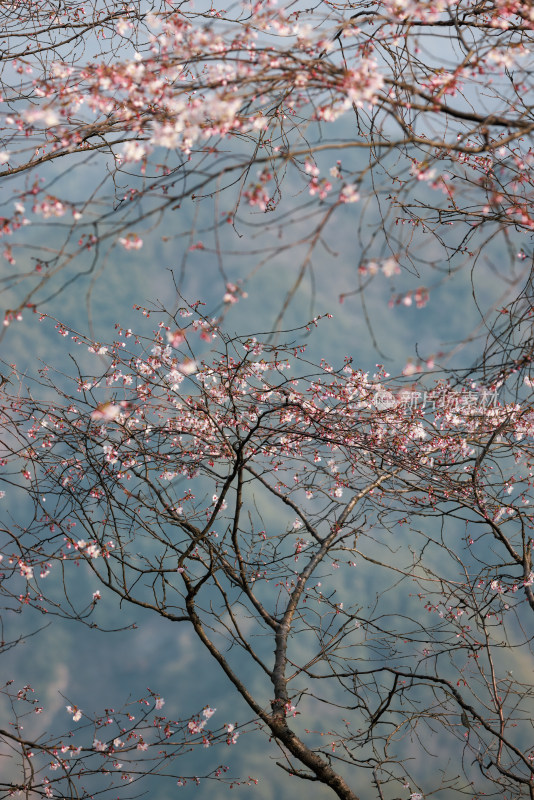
[1,2,534,800]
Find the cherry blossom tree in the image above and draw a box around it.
[2,305,534,799]
[1,0,534,342]
[3,1,534,798]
